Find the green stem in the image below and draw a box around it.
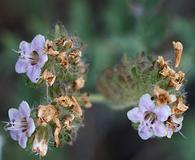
[46,84,49,101]
[89,94,106,103]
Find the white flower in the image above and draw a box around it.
[127,94,171,140]
[166,115,183,138]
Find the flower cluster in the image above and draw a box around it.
[98,41,189,140]
[4,24,91,156]
[127,41,188,139]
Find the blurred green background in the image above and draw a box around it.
[1,0,195,159]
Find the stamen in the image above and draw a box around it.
[179,131,187,139]
[22,128,27,133]
[4,118,28,132]
[12,49,20,54]
[19,51,39,65]
[2,121,10,130]
[31,51,39,65]
[144,112,157,124]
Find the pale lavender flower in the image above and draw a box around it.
[15,34,48,83]
[166,115,183,138]
[127,94,171,140]
[5,101,35,148]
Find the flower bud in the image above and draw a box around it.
[32,126,49,157]
[172,41,183,68]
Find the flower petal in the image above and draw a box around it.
[167,128,173,138]
[27,118,35,137]
[18,135,27,149]
[8,108,19,122]
[19,41,32,55]
[31,34,45,52]
[154,105,171,122]
[152,122,166,137]
[19,101,30,118]
[138,123,153,140]
[38,54,48,68]
[139,94,155,113]
[15,58,29,73]
[27,65,41,83]
[9,131,19,141]
[175,123,182,133]
[127,107,143,123]
[172,115,183,124]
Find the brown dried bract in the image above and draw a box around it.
[63,114,75,130]
[153,86,176,106]
[37,104,62,147]
[77,61,88,74]
[69,49,82,64]
[156,56,175,78]
[156,56,167,69]
[169,71,185,90]
[53,118,62,147]
[172,98,188,115]
[172,41,183,68]
[160,65,175,78]
[69,50,82,58]
[55,96,73,107]
[42,69,56,86]
[80,94,92,108]
[37,104,58,126]
[72,77,85,91]
[70,96,83,117]
[43,40,59,56]
[55,38,74,49]
[57,52,69,69]
[55,96,83,117]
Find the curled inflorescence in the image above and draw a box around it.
[4,24,91,156]
[98,41,188,140]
